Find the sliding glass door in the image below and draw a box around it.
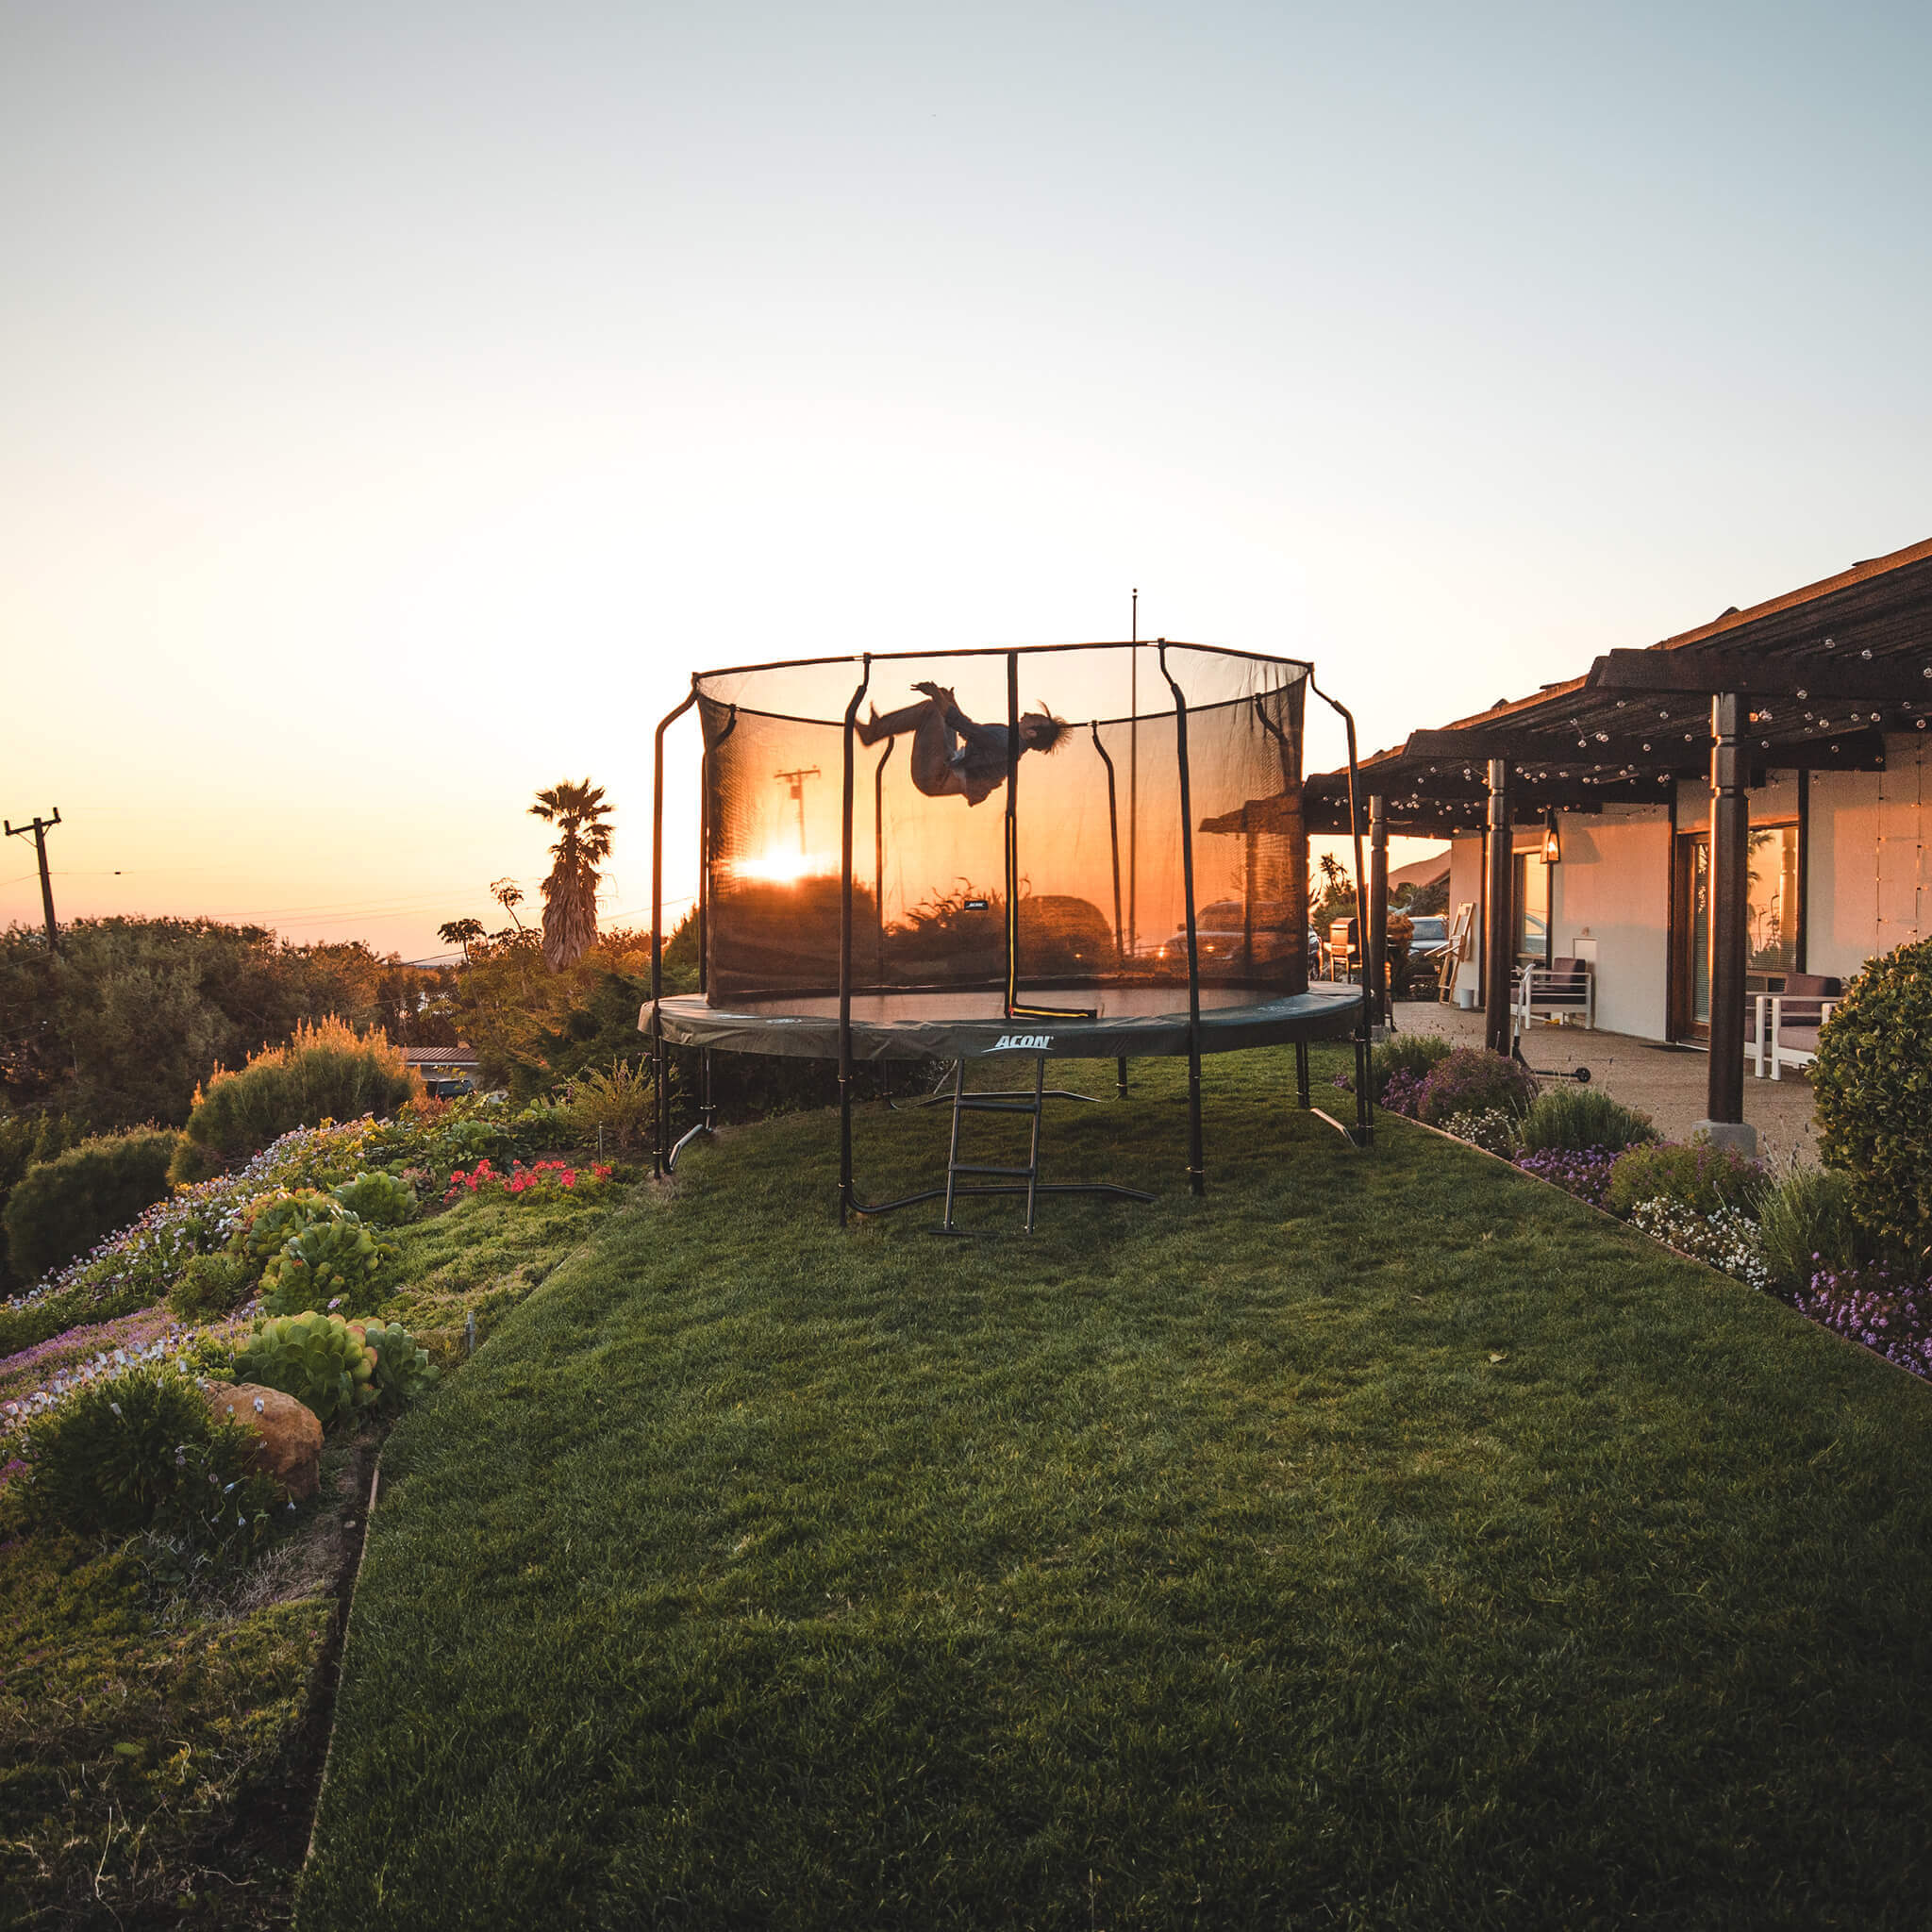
[1673,820,1799,1041]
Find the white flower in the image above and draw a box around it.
[253,1396,265,1412]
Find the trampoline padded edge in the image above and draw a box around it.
[642,991,1361,1062]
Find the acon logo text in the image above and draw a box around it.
[991,1033,1054,1051]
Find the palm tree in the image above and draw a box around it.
[528,780,614,971]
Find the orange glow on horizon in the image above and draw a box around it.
[733,848,838,885]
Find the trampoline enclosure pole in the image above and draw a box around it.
[696,706,738,1001]
[1368,792,1390,1030]
[1091,722,1125,966]
[1308,675,1374,1147]
[838,658,872,1224]
[1158,643,1207,1196]
[1005,651,1020,1016]
[651,684,698,1179]
[874,738,894,985]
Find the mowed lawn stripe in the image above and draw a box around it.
[297,1049,1932,1930]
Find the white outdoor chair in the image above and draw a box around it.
[1751,974,1840,1079]
[1515,958,1595,1031]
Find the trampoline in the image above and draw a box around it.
[644,639,1375,1225]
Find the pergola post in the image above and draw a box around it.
[1367,793,1390,1033]
[1699,692,1757,1152]
[1484,758,1513,1056]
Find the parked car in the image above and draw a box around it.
[1400,912,1450,998]
[1154,899,1304,972]
[1407,914,1449,962]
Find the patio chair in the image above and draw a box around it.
[1515,957,1595,1031]
[1751,973,1840,1079]
[1328,917,1360,984]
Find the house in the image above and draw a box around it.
[1386,851,1450,902]
[1305,535,1932,1150]
[403,1044,481,1096]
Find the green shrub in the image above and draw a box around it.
[230,1189,344,1276]
[1518,1085,1657,1155]
[515,1098,575,1145]
[1812,936,1932,1260]
[330,1169,418,1226]
[167,1251,254,1320]
[16,1366,275,1543]
[1607,1138,1769,1220]
[561,1059,655,1156]
[258,1216,395,1319]
[176,1016,420,1174]
[1415,1048,1540,1128]
[178,1330,239,1382]
[166,1135,225,1186]
[234,1311,378,1426]
[1757,1165,1874,1291]
[357,1319,440,1409]
[1367,1033,1453,1099]
[0,1109,87,1288]
[1,1128,177,1285]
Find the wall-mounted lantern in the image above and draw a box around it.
[1541,810,1562,865]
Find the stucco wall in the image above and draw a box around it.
[1547,806,1671,1040]
[1808,739,1927,980]
[1674,769,1802,833]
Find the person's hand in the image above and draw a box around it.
[912,679,951,703]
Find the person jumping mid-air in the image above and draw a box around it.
[856,682,1067,805]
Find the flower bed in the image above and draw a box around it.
[1388,1042,1932,1383]
[1513,1146,1616,1210]
[444,1158,613,1203]
[1790,1264,1932,1380]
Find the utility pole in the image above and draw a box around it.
[774,766,820,853]
[5,807,60,951]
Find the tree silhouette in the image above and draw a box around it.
[490,879,527,931]
[437,917,485,965]
[528,780,614,972]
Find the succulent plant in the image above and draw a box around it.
[258,1215,395,1318]
[353,1319,440,1407]
[229,1189,345,1275]
[330,1170,418,1227]
[233,1310,378,1426]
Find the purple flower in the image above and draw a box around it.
[1515,1146,1617,1208]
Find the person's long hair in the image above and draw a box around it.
[1026,709,1070,754]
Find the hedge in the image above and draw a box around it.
[2,1129,178,1287]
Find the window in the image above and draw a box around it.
[1513,852,1549,967]
[1748,824,1800,975]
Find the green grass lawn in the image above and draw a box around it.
[298,1048,1932,1929]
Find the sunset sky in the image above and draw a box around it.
[5,4,1928,959]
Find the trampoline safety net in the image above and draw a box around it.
[691,643,1310,1006]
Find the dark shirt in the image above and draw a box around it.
[943,702,1014,787]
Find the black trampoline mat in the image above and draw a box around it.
[648,983,1361,1061]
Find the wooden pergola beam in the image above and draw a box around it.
[1587,646,1932,702]
[1398,726,1889,773]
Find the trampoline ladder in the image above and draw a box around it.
[941,1055,1048,1235]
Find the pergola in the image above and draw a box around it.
[1306,535,1932,1143]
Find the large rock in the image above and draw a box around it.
[200,1381,323,1502]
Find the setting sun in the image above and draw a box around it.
[732,848,837,885]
